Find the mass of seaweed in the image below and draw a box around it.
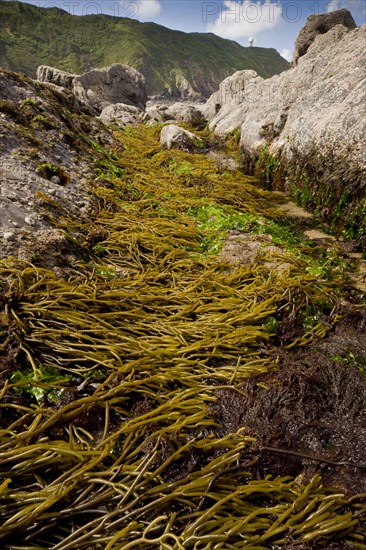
[0,125,365,549]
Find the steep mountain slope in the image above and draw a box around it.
[0,0,289,97]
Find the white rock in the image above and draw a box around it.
[25,216,36,226]
[37,66,77,88]
[142,107,166,125]
[160,124,204,151]
[205,18,365,197]
[3,231,15,241]
[73,64,147,114]
[164,103,206,125]
[99,103,142,126]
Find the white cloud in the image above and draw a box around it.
[132,0,162,20]
[206,1,283,41]
[280,48,292,61]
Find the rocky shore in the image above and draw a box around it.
[204,10,365,245]
[1,9,366,548]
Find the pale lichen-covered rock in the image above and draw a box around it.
[207,22,365,180]
[202,90,221,121]
[99,103,142,126]
[174,73,203,100]
[292,8,356,66]
[205,13,365,241]
[73,64,147,113]
[142,107,166,125]
[37,66,77,88]
[203,70,260,121]
[165,102,206,126]
[160,124,204,151]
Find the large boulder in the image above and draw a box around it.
[203,70,260,121]
[72,64,147,113]
[0,67,110,267]
[174,73,203,100]
[293,9,356,65]
[206,13,365,240]
[165,102,206,126]
[142,106,167,125]
[99,103,142,126]
[37,66,77,88]
[160,124,204,151]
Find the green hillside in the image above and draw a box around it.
[0,0,289,96]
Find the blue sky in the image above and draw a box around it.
[18,1,366,60]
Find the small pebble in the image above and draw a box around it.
[48,188,56,196]
[25,216,36,226]
[4,232,15,242]
[50,175,61,185]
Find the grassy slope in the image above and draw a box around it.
[0,0,289,95]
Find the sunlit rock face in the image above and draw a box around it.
[205,12,365,238]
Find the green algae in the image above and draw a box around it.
[253,142,366,250]
[0,125,364,549]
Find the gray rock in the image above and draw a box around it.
[164,103,206,126]
[160,124,204,151]
[202,90,222,121]
[206,17,365,233]
[3,231,15,242]
[0,69,100,266]
[24,216,37,226]
[37,66,77,88]
[0,71,33,102]
[293,9,356,66]
[73,64,147,114]
[99,103,142,126]
[174,74,203,100]
[207,23,365,162]
[142,107,166,125]
[203,70,261,122]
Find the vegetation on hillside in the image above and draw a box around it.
[0,0,290,96]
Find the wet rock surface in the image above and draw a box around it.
[0,68,119,268]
